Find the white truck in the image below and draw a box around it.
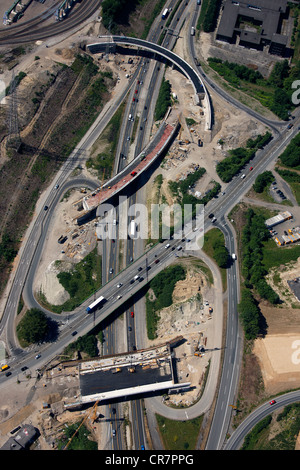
[129,220,137,238]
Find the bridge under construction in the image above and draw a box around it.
[62,337,190,408]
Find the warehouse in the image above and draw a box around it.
[265,211,292,228]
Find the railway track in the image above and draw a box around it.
[0,0,101,45]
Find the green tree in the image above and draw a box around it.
[238,289,261,340]
[253,171,274,193]
[17,308,49,344]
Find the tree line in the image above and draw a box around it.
[208,57,300,120]
[278,133,300,168]
[238,208,279,340]
[216,132,272,183]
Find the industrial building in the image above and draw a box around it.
[0,424,39,450]
[265,210,292,228]
[216,0,289,56]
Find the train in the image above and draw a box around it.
[86,295,106,313]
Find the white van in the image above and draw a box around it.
[165,243,170,249]
[134,274,140,280]
[241,174,246,179]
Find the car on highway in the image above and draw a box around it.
[141,445,145,450]
[5,371,11,377]
[131,312,134,317]
[138,267,142,271]
[128,326,132,331]
[21,366,28,372]
[35,354,41,360]
[208,213,214,219]
[44,206,48,211]
[71,331,77,337]
[112,429,116,437]
[117,295,122,299]
[155,259,160,263]
[249,167,253,171]
[117,283,123,288]
[269,400,276,405]
[109,268,113,274]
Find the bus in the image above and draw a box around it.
[162,8,169,19]
[86,296,106,313]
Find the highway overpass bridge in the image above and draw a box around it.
[87,36,212,131]
[74,115,180,225]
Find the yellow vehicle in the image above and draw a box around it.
[1,364,9,371]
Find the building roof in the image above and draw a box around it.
[1,424,39,450]
[217,0,288,45]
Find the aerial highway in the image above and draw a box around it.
[1,0,299,452]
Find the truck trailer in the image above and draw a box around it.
[129,220,137,238]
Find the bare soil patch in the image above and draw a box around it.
[148,260,216,407]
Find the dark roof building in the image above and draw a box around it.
[216,0,288,55]
[1,424,39,450]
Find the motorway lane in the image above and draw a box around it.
[205,216,243,449]
[224,390,300,450]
